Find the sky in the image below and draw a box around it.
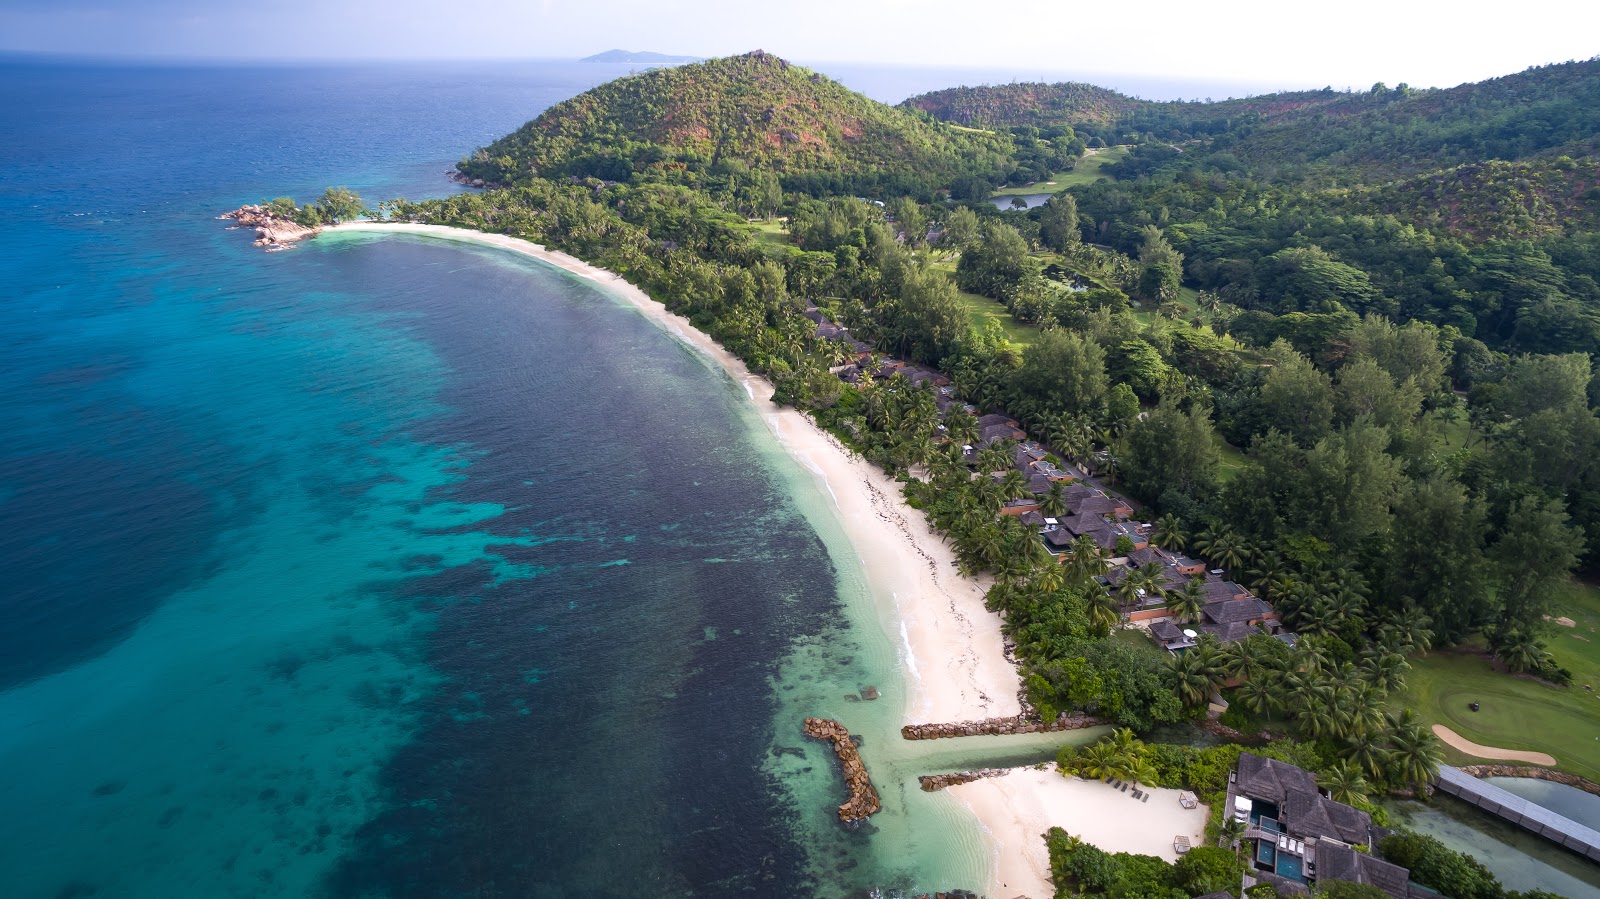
[3,0,1598,91]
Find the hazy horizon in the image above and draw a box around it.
[3,0,1597,92]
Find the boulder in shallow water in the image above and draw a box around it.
[860,685,879,700]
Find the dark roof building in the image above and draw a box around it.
[1229,752,1414,898]
[1315,844,1412,899]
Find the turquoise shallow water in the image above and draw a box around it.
[0,58,1107,897]
[1387,794,1600,899]
[0,60,846,896]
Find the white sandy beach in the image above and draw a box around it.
[948,768,1212,899]
[327,222,1021,726]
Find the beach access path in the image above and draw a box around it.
[328,222,1023,726]
[948,768,1211,899]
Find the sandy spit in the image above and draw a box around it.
[947,767,1211,899]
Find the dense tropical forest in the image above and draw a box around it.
[364,52,1600,863]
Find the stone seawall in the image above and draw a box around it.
[803,718,881,822]
[918,768,1011,792]
[1457,764,1600,796]
[900,712,1104,740]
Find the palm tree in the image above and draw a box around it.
[1116,570,1146,612]
[1190,524,1228,561]
[945,408,980,446]
[1493,627,1553,675]
[1087,590,1120,632]
[1210,531,1247,573]
[1224,636,1265,683]
[1153,513,1187,552]
[1234,673,1278,721]
[1387,724,1444,795]
[1319,759,1371,806]
[1039,481,1068,518]
[1360,649,1410,695]
[1076,741,1122,782]
[998,468,1028,501]
[1345,738,1388,780]
[1219,816,1247,859]
[1245,551,1286,591]
[1170,650,1217,708]
[1031,560,1066,595]
[1166,577,1205,624]
[1066,535,1106,586]
[1134,561,1168,600]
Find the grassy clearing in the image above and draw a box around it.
[1547,580,1600,688]
[952,284,1038,345]
[1213,433,1249,484]
[991,146,1131,196]
[1399,585,1600,782]
[745,218,791,249]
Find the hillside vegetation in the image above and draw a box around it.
[458,51,1012,191]
[391,54,1600,790]
[902,81,1147,129]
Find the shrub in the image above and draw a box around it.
[1174,846,1243,896]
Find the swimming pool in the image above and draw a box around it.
[1276,851,1305,881]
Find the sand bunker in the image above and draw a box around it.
[1432,724,1557,766]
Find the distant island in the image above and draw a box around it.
[579,49,701,64]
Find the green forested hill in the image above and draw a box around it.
[900,81,1149,128]
[457,51,1011,189]
[1211,59,1600,178]
[905,59,1600,181]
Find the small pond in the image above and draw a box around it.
[1385,792,1600,899]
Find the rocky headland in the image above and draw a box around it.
[218,205,318,250]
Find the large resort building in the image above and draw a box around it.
[1229,753,1424,898]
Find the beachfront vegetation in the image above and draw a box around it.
[1046,828,1245,899]
[1377,833,1567,899]
[269,186,368,226]
[377,51,1600,788]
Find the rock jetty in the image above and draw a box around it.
[803,717,881,822]
[218,205,318,250]
[901,711,1104,740]
[918,768,1010,792]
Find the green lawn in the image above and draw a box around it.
[1399,584,1600,782]
[953,284,1038,345]
[744,218,792,250]
[1213,433,1249,484]
[991,146,1131,196]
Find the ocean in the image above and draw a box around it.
[0,56,1117,898]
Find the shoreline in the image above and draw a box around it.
[947,767,1212,899]
[326,222,1022,728]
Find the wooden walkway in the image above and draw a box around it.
[1434,765,1600,862]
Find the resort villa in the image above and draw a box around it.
[1229,753,1422,898]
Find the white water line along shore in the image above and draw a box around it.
[329,222,1022,727]
[321,222,1134,898]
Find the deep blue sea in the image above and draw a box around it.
[0,58,912,898]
